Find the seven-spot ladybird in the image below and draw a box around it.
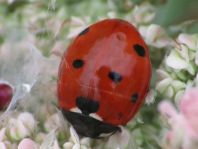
[58,19,152,138]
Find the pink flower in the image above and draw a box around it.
[180,88,198,139]
[18,138,38,149]
[158,88,198,149]
[158,100,177,119]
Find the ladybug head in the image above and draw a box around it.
[61,96,121,138]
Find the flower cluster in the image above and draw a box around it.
[156,33,198,102]
[158,88,198,149]
[0,112,37,149]
[0,110,92,149]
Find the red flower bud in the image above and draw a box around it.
[0,82,13,110]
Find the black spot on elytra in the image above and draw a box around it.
[131,93,139,103]
[108,71,122,83]
[133,44,145,57]
[78,27,89,36]
[73,59,84,68]
[76,96,99,115]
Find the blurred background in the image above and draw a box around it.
[0,0,198,149]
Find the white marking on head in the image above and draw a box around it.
[70,107,81,113]
[89,113,103,121]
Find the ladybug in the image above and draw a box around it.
[58,19,152,138]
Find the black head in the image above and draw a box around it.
[61,96,121,138]
[61,109,121,138]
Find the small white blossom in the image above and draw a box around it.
[156,78,172,94]
[18,138,39,149]
[18,112,36,131]
[139,24,174,48]
[157,69,170,80]
[166,50,188,70]
[63,142,73,149]
[132,3,155,24]
[145,89,156,104]
[177,33,197,50]
[157,33,198,100]
[6,112,36,141]
[106,127,133,149]
[63,127,91,149]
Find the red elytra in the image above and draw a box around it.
[58,19,151,137]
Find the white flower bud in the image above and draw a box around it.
[72,143,80,149]
[177,33,197,50]
[18,112,36,132]
[166,50,188,70]
[106,127,130,149]
[63,127,91,149]
[176,44,189,62]
[156,69,170,80]
[80,137,91,146]
[165,86,174,99]
[16,120,31,139]
[6,118,20,141]
[63,142,73,149]
[145,89,156,104]
[139,24,173,48]
[172,80,186,91]
[6,112,36,141]
[133,3,155,24]
[156,78,172,94]
[18,138,38,149]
